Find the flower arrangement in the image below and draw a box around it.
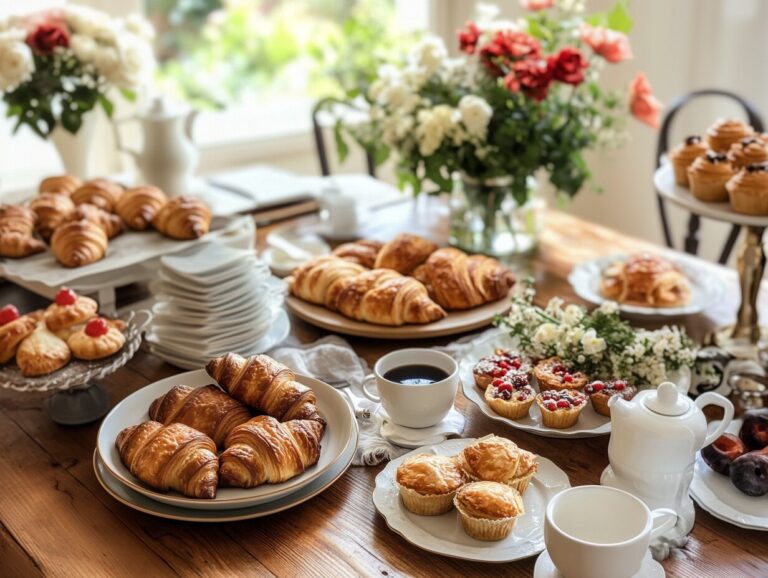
[498,283,698,387]
[328,0,660,203]
[0,7,155,138]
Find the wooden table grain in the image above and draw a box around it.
[1,200,766,578]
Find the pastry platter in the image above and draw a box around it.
[96,369,355,510]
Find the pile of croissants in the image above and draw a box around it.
[289,233,516,326]
[116,353,326,499]
[0,174,212,268]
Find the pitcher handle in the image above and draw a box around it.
[649,508,678,541]
[184,109,199,142]
[112,115,141,159]
[696,392,735,447]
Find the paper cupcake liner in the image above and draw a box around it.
[537,403,584,429]
[688,173,730,202]
[507,470,536,495]
[397,483,456,516]
[454,499,518,541]
[486,394,535,420]
[671,159,692,187]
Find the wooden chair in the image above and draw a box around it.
[655,89,764,264]
[312,97,376,178]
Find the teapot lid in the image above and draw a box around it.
[643,382,690,416]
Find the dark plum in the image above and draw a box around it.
[701,433,746,475]
[729,452,768,497]
[739,409,768,451]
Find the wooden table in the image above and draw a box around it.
[1,202,766,578]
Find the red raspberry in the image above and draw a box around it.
[492,378,505,387]
[510,358,522,369]
[491,368,507,378]
[496,383,513,393]
[544,401,557,411]
[498,360,511,369]
[563,374,574,383]
[613,380,626,391]
[85,317,109,337]
[55,288,78,306]
[552,363,566,374]
[0,305,20,326]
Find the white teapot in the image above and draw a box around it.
[601,382,733,553]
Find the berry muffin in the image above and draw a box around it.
[533,357,588,392]
[473,350,530,389]
[484,373,536,420]
[728,137,768,169]
[670,135,707,186]
[459,435,539,494]
[726,162,768,216]
[706,118,754,153]
[536,389,588,429]
[687,151,734,202]
[584,379,637,417]
[454,481,524,541]
[395,454,465,515]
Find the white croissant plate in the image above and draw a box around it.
[96,367,354,510]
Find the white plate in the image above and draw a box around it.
[155,267,269,300]
[533,549,663,578]
[96,360,349,510]
[690,420,768,531]
[94,419,358,522]
[459,332,611,438]
[160,243,256,278]
[568,253,726,318]
[373,438,571,562]
[158,258,263,288]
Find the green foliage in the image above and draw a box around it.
[587,0,633,33]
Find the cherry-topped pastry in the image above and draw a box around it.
[484,373,536,420]
[0,304,20,326]
[533,357,588,392]
[535,389,587,429]
[44,287,98,337]
[473,349,531,390]
[584,379,637,417]
[67,316,126,361]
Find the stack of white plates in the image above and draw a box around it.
[146,242,290,369]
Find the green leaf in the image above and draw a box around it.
[98,94,114,117]
[119,88,137,103]
[606,0,633,33]
[333,121,349,163]
[373,144,390,167]
[60,109,82,134]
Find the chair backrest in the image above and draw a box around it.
[312,99,376,178]
[655,89,764,265]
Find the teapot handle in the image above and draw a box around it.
[695,392,735,447]
[112,115,141,159]
[184,110,199,142]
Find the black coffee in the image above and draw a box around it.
[383,364,449,385]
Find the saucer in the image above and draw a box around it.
[533,549,664,578]
[379,407,465,448]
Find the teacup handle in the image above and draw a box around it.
[695,392,735,447]
[361,374,380,403]
[649,508,678,541]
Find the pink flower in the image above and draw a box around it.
[581,24,633,63]
[629,72,662,129]
[520,0,556,10]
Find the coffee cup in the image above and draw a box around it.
[544,485,677,578]
[362,349,459,428]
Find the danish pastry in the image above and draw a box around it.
[67,317,125,360]
[43,288,98,334]
[16,322,71,376]
[395,454,465,515]
[454,481,524,541]
[0,305,36,364]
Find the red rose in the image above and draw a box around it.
[458,21,481,55]
[513,59,552,101]
[26,22,69,55]
[547,47,588,85]
[479,31,541,77]
[503,72,521,93]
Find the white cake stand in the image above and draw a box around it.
[655,163,767,357]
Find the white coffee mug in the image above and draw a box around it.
[544,485,677,578]
[362,349,459,428]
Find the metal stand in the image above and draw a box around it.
[44,382,110,426]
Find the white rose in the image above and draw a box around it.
[534,323,558,344]
[416,105,457,157]
[458,95,492,140]
[598,301,619,315]
[0,40,34,92]
[70,34,98,64]
[104,35,155,90]
[562,304,584,326]
[581,328,607,355]
[125,14,155,41]
[65,6,113,38]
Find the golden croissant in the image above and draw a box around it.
[206,353,325,425]
[332,239,383,269]
[69,203,123,239]
[148,384,251,447]
[29,193,76,241]
[116,421,219,499]
[0,204,46,258]
[71,178,124,212]
[289,256,366,305]
[39,174,82,196]
[115,186,168,231]
[152,196,211,239]
[219,416,324,488]
[374,233,438,275]
[50,219,108,268]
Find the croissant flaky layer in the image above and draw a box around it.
[0,205,46,258]
[289,256,366,305]
[116,186,168,231]
[373,233,438,275]
[50,219,109,268]
[152,196,211,240]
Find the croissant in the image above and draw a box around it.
[332,240,383,268]
[148,384,251,447]
[39,174,82,196]
[206,353,325,425]
[374,233,438,275]
[116,421,219,499]
[326,268,446,325]
[69,203,123,239]
[219,416,324,488]
[71,178,124,212]
[413,248,515,310]
[50,219,108,268]
[0,315,36,364]
[29,193,76,241]
[152,196,211,239]
[289,256,366,305]
[0,205,46,258]
[115,186,168,231]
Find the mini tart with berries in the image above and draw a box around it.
[533,357,588,392]
[472,350,530,390]
[67,317,125,360]
[536,389,587,429]
[43,288,98,335]
[584,379,637,417]
[484,374,536,421]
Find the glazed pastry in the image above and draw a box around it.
[473,350,531,389]
[600,253,691,307]
[331,239,383,269]
[28,193,76,241]
[395,454,465,515]
[534,357,588,392]
[219,416,324,488]
[116,421,219,499]
[706,118,753,152]
[39,174,82,196]
[459,435,539,494]
[67,317,125,360]
[728,137,768,169]
[584,379,637,417]
[289,256,366,305]
[50,219,108,267]
[726,163,768,216]
[0,305,36,364]
[115,185,168,231]
[148,384,251,447]
[373,233,438,275]
[412,248,515,310]
[152,195,212,239]
[43,288,98,334]
[206,353,325,425]
[536,389,588,429]
[325,268,446,326]
[0,205,46,258]
[687,151,733,203]
[71,178,124,212]
[669,136,707,186]
[15,322,71,376]
[454,481,524,541]
[484,374,536,420]
[69,203,123,239]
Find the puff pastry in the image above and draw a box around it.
[39,174,82,196]
[454,481,524,541]
[396,453,465,516]
[373,233,438,275]
[71,178,124,212]
[599,253,690,307]
[67,322,125,360]
[50,219,108,268]
[0,204,46,258]
[152,196,211,239]
[69,203,124,239]
[115,186,168,231]
[43,294,98,333]
[459,435,538,494]
[332,239,383,268]
[28,193,76,241]
[0,315,36,364]
[289,256,366,305]
[16,322,71,376]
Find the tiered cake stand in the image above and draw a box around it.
[655,164,767,358]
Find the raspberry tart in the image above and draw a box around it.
[484,373,536,420]
[584,379,637,417]
[533,357,588,392]
[472,349,530,390]
[536,389,587,429]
